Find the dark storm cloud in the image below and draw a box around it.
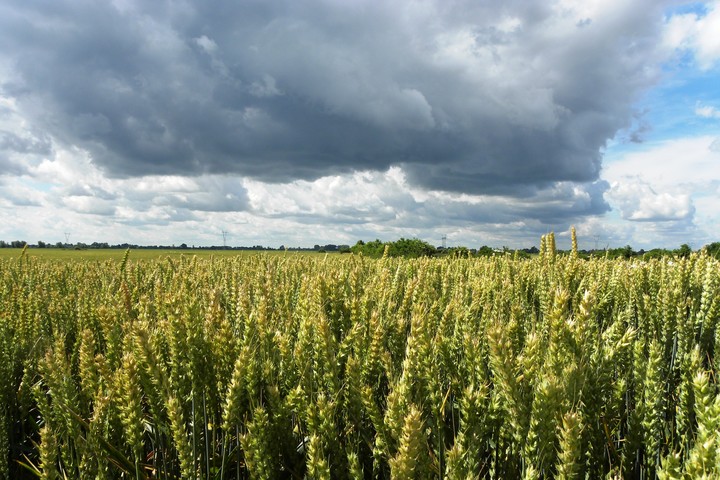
[0,0,670,194]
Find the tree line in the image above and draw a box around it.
[2,238,719,259]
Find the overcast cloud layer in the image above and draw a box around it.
[1,0,671,187]
[1,0,719,249]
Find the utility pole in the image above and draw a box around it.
[221,230,228,249]
[64,232,71,246]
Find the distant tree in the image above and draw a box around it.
[513,249,532,259]
[38,241,46,248]
[477,246,494,257]
[351,239,384,257]
[606,245,635,259]
[349,238,436,258]
[705,242,720,258]
[643,249,669,260]
[386,238,436,258]
[675,243,692,258]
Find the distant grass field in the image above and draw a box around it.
[0,248,328,262]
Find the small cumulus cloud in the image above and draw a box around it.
[696,103,720,118]
[608,179,694,222]
[194,35,218,55]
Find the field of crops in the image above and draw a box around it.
[1,238,719,479]
[0,248,312,263]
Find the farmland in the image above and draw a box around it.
[1,238,719,479]
[0,248,321,263]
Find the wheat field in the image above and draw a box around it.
[1,238,719,479]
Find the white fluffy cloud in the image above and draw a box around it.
[601,135,720,247]
[603,135,720,187]
[664,1,720,69]
[608,180,693,221]
[696,103,720,118]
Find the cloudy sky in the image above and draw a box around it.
[1,0,718,249]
